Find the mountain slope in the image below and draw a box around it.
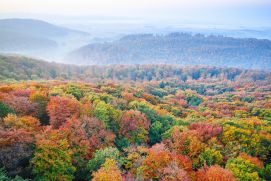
[0,18,87,38]
[0,19,90,59]
[0,29,57,51]
[68,33,271,69]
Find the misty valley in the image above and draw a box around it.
[1,19,271,69]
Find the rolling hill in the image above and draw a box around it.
[0,18,90,59]
[1,54,270,83]
[67,33,271,70]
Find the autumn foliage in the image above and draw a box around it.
[119,110,150,144]
[47,96,80,129]
[196,165,236,181]
[0,75,270,180]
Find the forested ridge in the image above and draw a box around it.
[68,33,271,69]
[0,70,271,180]
[1,55,270,83]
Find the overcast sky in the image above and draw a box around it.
[1,0,271,27]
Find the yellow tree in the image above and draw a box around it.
[92,159,122,181]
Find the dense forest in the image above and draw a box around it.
[68,33,271,69]
[1,55,271,83]
[0,65,271,180]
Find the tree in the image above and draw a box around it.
[142,143,171,179]
[92,159,122,181]
[123,145,148,175]
[149,121,163,144]
[0,129,33,178]
[3,114,40,132]
[61,117,116,159]
[31,129,75,181]
[186,95,202,107]
[87,147,123,176]
[221,119,269,160]
[0,102,15,119]
[47,96,80,129]
[2,96,38,117]
[189,122,222,142]
[196,165,236,181]
[92,100,121,133]
[119,110,150,144]
[168,128,206,164]
[60,117,115,180]
[130,101,176,145]
[161,162,191,181]
[65,84,83,100]
[261,164,271,180]
[199,148,223,167]
[0,168,28,181]
[226,155,262,180]
[60,117,116,179]
[29,91,49,125]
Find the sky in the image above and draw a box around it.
[1,0,271,27]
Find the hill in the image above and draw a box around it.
[0,54,270,83]
[68,33,271,69]
[0,19,90,59]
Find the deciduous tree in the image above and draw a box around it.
[47,96,80,129]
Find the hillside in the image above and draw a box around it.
[0,18,87,37]
[0,54,270,84]
[68,33,271,69]
[0,30,57,51]
[0,19,90,59]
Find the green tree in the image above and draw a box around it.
[149,121,163,145]
[31,138,75,181]
[186,95,202,107]
[226,156,262,181]
[0,102,15,118]
[0,168,29,181]
[199,148,223,167]
[93,100,121,133]
[66,84,83,100]
[87,147,123,176]
[261,164,271,180]
[129,101,175,144]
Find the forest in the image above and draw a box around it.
[68,33,271,69]
[0,66,271,180]
[1,55,271,83]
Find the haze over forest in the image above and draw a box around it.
[0,0,271,69]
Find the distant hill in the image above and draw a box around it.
[1,54,270,83]
[0,54,81,81]
[68,33,271,70]
[0,19,89,58]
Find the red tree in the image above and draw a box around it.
[47,96,80,129]
[119,110,150,144]
[189,122,222,142]
[196,165,236,181]
[2,95,38,116]
[61,116,116,159]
